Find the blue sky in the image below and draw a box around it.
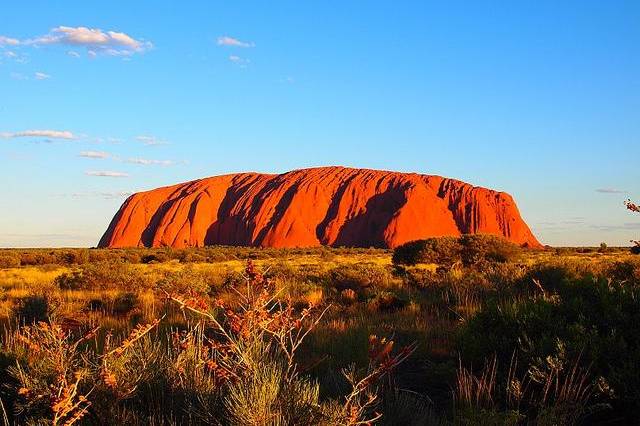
[0,0,638,247]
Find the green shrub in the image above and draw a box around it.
[328,264,393,291]
[459,234,521,266]
[19,252,56,266]
[459,277,640,420]
[607,260,640,284]
[141,253,169,264]
[112,292,140,315]
[225,355,324,425]
[393,234,521,267]
[0,253,21,269]
[367,291,407,312]
[14,295,51,324]
[59,249,89,265]
[55,261,149,291]
[157,266,213,294]
[392,237,462,266]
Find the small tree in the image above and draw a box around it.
[626,200,640,254]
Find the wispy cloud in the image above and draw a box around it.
[67,50,81,58]
[0,26,152,57]
[3,50,29,64]
[217,36,254,48]
[85,170,129,178]
[1,130,76,140]
[590,223,640,232]
[229,55,250,67]
[596,188,627,194]
[126,158,175,166]
[79,150,110,159]
[136,135,169,146]
[34,72,51,80]
[61,191,133,200]
[0,36,20,46]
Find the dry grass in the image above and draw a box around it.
[0,246,637,424]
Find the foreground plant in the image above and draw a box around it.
[8,322,97,425]
[626,200,640,253]
[167,261,415,425]
[454,345,602,425]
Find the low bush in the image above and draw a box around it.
[112,292,140,315]
[141,253,169,264]
[328,264,393,291]
[156,266,213,295]
[392,234,521,267]
[458,277,640,421]
[459,234,521,266]
[14,295,51,324]
[367,291,407,312]
[392,237,462,266]
[0,253,21,269]
[55,261,150,291]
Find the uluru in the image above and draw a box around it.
[98,166,541,249]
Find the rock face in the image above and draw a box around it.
[98,166,541,249]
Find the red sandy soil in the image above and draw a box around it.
[98,166,541,249]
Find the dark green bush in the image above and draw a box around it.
[141,253,169,264]
[367,291,407,312]
[59,249,89,265]
[392,237,462,266]
[112,292,140,315]
[607,260,640,284]
[0,254,20,269]
[55,261,149,291]
[328,264,392,291]
[459,234,521,266]
[459,277,640,420]
[157,266,213,294]
[19,252,56,266]
[14,295,51,324]
[392,234,521,267]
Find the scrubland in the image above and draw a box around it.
[0,241,638,425]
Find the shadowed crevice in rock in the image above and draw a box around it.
[315,173,358,244]
[333,185,408,248]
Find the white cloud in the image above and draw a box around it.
[34,72,51,80]
[136,135,169,146]
[0,36,19,45]
[1,129,76,139]
[65,191,133,199]
[67,50,81,58]
[229,55,250,67]
[1,26,152,57]
[596,188,627,194]
[106,31,143,49]
[217,36,254,48]
[4,51,17,58]
[126,158,174,166]
[85,170,129,178]
[80,150,110,159]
